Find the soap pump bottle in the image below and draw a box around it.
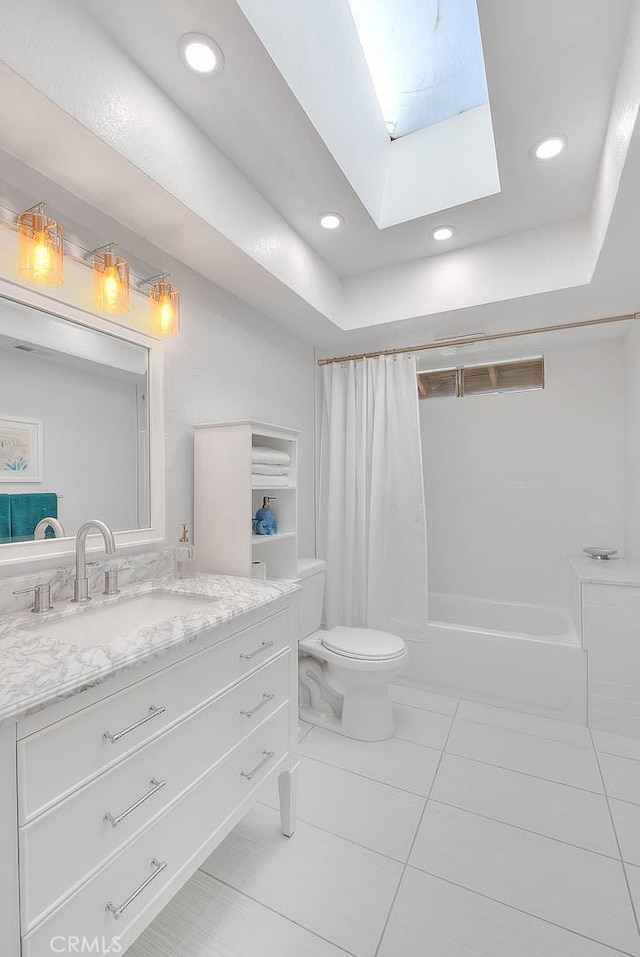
[254,496,278,535]
[175,523,195,578]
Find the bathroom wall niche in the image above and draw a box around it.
[0,283,164,566]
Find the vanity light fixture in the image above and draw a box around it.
[17,202,64,286]
[531,135,566,161]
[143,273,180,337]
[92,243,130,314]
[178,33,224,75]
[319,213,344,230]
[432,226,456,241]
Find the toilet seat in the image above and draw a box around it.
[320,626,406,661]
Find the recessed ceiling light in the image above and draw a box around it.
[531,135,566,161]
[320,213,344,230]
[178,33,224,75]
[432,226,455,241]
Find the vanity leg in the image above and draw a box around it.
[278,763,298,837]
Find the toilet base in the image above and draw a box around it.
[299,702,395,741]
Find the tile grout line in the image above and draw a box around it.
[402,864,640,957]
[257,798,410,864]
[443,746,607,797]
[397,686,595,748]
[589,725,640,945]
[597,749,640,765]
[196,869,361,957]
[295,750,441,794]
[298,747,442,798]
[372,697,462,957]
[450,714,595,751]
[427,797,621,862]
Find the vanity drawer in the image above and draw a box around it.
[18,609,289,822]
[19,652,290,931]
[22,707,290,957]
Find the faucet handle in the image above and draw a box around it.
[13,582,54,614]
[103,568,121,597]
[103,566,132,597]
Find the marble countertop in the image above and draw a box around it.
[0,573,299,727]
[569,556,640,587]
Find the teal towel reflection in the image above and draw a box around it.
[0,495,10,543]
[9,493,58,540]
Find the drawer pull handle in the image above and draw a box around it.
[103,778,166,828]
[241,693,275,717]
[103,705,166,744]
[240,640,274,661]
[241,750,275,781]
[105,859,167,920]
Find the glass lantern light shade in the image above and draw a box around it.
[92,245,130,314]
[149,276,180,336]
[17,203,64,286]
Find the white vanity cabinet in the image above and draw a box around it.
[0,595,299,957]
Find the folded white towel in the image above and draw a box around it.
[251,473,290,487]
[252,446,291,466]
[252,463,289,476]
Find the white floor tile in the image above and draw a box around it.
[431,753,618,857]
[261,756,425,861]
[610,799,640,866]
[409,802,639,955]
[201,805,402,957]
[594,729,640,762]
[378,867,628,957]
[390,683,458,715]
[127,871,348,957]
[457,699,593,748]
[300,726,441,795]
[600,753,640,805]
[447,719,604,792]
[393,703,452,749]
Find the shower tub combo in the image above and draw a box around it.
[405,591,587,724]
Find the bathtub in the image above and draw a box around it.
[428,593,578,645]
[402,593,587,724]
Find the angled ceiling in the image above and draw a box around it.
[0,0,638,348]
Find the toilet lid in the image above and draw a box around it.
[321,626,406,661]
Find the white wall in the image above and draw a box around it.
[0,349,140,535]
[420,338,625,608]
[624,322,640,559]
[162,266,316,556]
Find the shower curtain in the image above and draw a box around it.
[318,354,428,640]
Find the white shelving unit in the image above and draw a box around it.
[194,420,299,579]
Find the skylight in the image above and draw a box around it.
[346,0,489,139]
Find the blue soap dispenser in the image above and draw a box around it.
[254,496,279,535]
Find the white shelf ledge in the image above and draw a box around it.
[252,532,296,544]
[251,484,296,490]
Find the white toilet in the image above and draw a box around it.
[297,558,408,741]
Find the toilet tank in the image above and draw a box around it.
[297,558,327,639]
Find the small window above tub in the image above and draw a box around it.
[417,368,458,399]
[418,357,544,399]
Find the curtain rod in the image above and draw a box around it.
[317,311,640,366]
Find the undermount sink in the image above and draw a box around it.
[25,591,216,646]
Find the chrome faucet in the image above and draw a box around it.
[34,517,66,540]
[72,520,116,603]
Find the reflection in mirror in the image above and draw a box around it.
[0,296,149,544]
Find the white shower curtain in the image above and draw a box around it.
[318,354,428,640]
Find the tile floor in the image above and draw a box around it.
[128,686,640,957]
